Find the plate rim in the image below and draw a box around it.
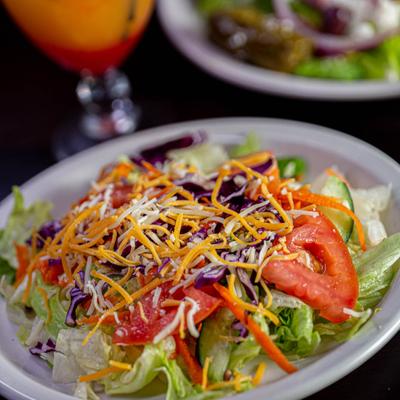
[1,117,400,400]
[157,0,400,101]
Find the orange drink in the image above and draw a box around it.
[3,0,155,74]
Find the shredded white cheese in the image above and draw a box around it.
[152,287,162,308]
[153,302,186,344]
[185,297,200,338]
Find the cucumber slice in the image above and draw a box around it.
[319,175,354,242]
[198,308,235,382]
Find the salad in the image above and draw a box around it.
[0,132,399,400]
[198,0,400,81]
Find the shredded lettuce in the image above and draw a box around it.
[167,143,228,174]
[0,187,52,267]
[229,132,261,158]
[53,329,112,383]
[355,233,400,309]
[30,275,68,339]
[274,305,320,358]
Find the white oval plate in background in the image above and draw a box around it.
[1,118,400,400]
[158,0,400,101]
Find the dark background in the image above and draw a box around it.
[1,6,400,400]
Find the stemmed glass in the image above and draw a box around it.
[2,0,155,159]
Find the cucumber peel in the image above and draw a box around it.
[319,175,354,242]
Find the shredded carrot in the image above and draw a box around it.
[78,366,120,382]
[290,190,366,250]
[114,162,133,178]
[141,160,163,177]
[15,244,29,285]
[213,283,297,374]
[148,187,170,199]
[175,335,203,385]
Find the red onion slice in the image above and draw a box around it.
[273,0,398,55]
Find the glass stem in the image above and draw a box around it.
[76,68,140,140]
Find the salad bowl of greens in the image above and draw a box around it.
[0,117,400,400]
[158,0,400,100]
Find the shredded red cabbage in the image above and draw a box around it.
[131,131,207,166]
[232,320,248,338]
[195,266,227,288]
[29,338,56,356]
[65,272,89,327]
[27,220,62,249]
[236,268,258,305]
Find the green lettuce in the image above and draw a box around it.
[229,132,261,158]
[0,186,52,267]
[105,343,167,395]
[295,35,400,81]
[315,309,372,342]
[228,313,268,370]
[295,57,365,80]
[30,275,68,338]
[355,233,400,308]
[274,305,320,357]
[278,157,307,179]
[106,338,231,399]
[0,257,16,284]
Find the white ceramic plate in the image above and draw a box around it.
[158,0,400,100]
[1,117,400,400]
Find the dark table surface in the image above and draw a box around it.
[1,5,400,400]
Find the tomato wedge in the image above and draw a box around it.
[112,284,221,345]
[111,184,134,208]
[38,259,64,285]
[262,214,358,323]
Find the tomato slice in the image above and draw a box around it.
[112,284,221,345]
[111,184,134,208]
[262,214,358,323]
[38,259,64,285]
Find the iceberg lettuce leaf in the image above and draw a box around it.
[0,187,52,267]
[355,233,400,308]
[30,275,68,339]
[53,329,111,383]
[274,305,320,358]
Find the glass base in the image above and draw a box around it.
[52,69,141,161]
[51,106,141,161]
